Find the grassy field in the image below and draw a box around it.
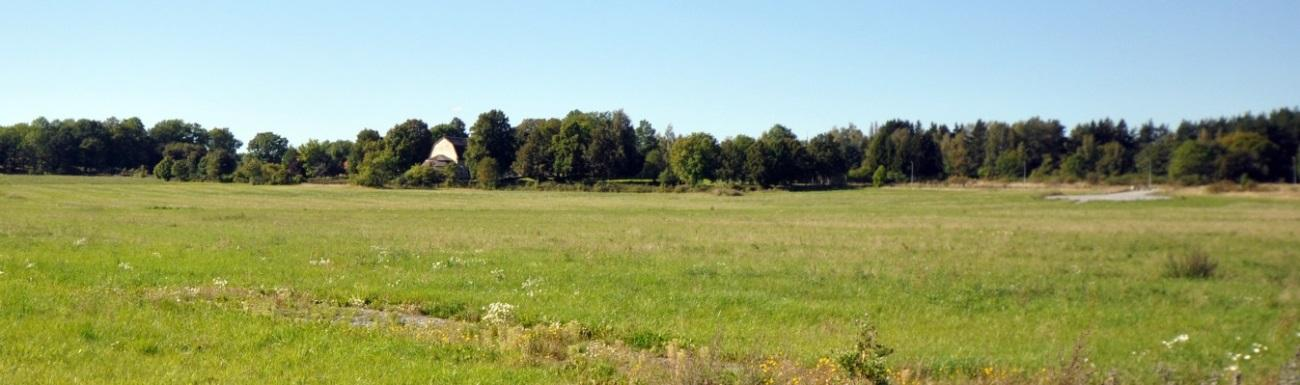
[1,175,1297,384]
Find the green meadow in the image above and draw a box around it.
[1,175,1297,384]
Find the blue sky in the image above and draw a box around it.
[2,1,1297,144]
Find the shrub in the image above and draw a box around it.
[232,157,267,184]
[625,330,670,350]
[351,149,401,188]
[475,157,500,189]
[262,163,299,185]
[398,165,443,188]
[837,313,892,385]
[1238,174,1256,191]
[1168,140,1217,185]
[153,158,174,181]
[442,165,468,187]
[871,165,886,188]
[199,150,236,182]
[847,165,872,182]
[1164,250,1217,279]
[657,167,679,186]
[169,158,193,181]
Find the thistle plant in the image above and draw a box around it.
[838,313,893,385]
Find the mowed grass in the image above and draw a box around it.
[1,175,1297,382]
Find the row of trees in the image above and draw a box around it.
[0,117,354,184]
[2,108,1298,187]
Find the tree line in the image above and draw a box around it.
[1,108,1297,188]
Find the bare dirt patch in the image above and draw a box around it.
[1046,189,1169,203]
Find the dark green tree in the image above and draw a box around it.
[169,157,195,181]
[207,128,242,154]
[670,133,720,185]
[198,149,237,181]
[466,110,515,175]
[615,111,641,177]
[718,135,754,182]
[634,119,658,177]
[550,111,589,181]
[351,148,401,187]
[475,157,500,189]
[297,140,332,178]
[247,132,290,164]
[107,117,153,171]
[347,129,383,175]
[429,117,467,139]
[384,119,433,169]
[149,119,207,148]
[585,111,625,179]
[1169,140,1218,184]
[641,146,669,181]
[807,132,848,184]
[512,118,560,180]
[281,147,304,182]
[154,157,175,180]
[747,124,806,186]
[1216,131,1277,181]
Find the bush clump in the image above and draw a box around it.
[838,313,893,385]
[397,165,444,188]
[475,157,500,189]
[1164,250,1218,279]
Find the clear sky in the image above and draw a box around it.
[2,1,1297,145]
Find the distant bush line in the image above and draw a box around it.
[1,108,1298,189]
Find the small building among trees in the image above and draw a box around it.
[422,136,468,167]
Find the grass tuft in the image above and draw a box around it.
[1163,250,1218,279]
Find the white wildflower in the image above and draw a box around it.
[309,258,331,266]
[212,278,228,287]
[1226,365,1238,372]
[482,302,515,325]
[1250,342,1266,354]
[1244,355,1251,360]
[1162,334,1189,349]
[490,269,505,280]
[117,262,132,270]
[25,262,34,269]
[520,277,544,297]
[348,295,365,307]
[73,237,87,246]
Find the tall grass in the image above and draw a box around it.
[1164,250,1218,279]
[0,175,1296,384]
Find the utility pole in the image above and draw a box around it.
[910,161,914,185]
[1022,159,1027,183]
